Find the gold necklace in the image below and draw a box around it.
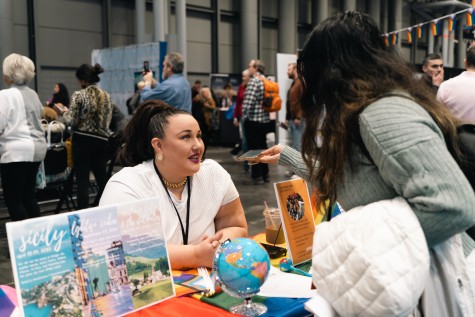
[162,177,187,189]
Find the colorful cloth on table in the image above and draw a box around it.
[125,296,237,317]
[196,292,309,317]
[174,269,308,317]
[0,285,18,317]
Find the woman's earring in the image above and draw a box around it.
[156,153,163,162]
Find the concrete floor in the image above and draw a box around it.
[0,146,290,286]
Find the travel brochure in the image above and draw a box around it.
[274,178,315,265]
[6,198,175,317]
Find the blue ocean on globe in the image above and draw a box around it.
[214,238,270,298]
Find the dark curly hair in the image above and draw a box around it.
[75,63,104,84]
[118,100,191,166]
[297,11,462,208]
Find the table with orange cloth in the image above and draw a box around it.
[125,234,312,317]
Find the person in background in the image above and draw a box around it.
[99,100,248,269]
[194,79,202,91]
[45,83,70,115]
[220,83,236,108]
[199,87,216,134]
[126,80,145,115]
[242,59,270,185]
[420,53,444,94]
[436,45,475,124]
[191,85,208,150]
[141,52,192,113]
[0,53,47,221]
[256,11,475,315]
[284,62,304,178]
[63,63,113,209]
[233,69,251,173]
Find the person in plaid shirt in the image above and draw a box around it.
[242,59,270,185]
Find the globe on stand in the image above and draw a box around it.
[212,238,271,316]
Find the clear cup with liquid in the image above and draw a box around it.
[263,207,285,244]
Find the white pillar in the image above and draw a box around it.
[428,32,435,54]
[175,0,187,74]
[0,0,14,90]
[135,0,146,44]
[343,0,357,11]
[368,0,381,28]
[312,0,328,25]
[241,0,259,68]
[456,19,465,68]
[153,0,165,42]
[278,0,296,54]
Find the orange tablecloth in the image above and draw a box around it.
[125,296,236,317]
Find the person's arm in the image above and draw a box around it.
[166,199,246,269]
[258,144,312,181]
[0,93,11,134]
[62,91,82,127]
[360,99,475,247]
[167,232,223,269]
[214,197,248,241]
[141,73,171,102]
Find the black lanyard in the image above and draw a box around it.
[153,163,191,245]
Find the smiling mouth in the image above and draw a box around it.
[189,154,201,163]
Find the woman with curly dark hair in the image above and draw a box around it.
[99,100,247,269]
[63,63,112,209]
[256,11,475,315]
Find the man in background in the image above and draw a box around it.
[142,52,191,113]
[284,62,304,178]
[420,53,444,94]
[437,45,475,124]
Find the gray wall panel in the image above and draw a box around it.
[13,26,29,56]
[13,0,28,24]
[187,42,212,73]
[36,0,102,32]
[37,28,102,66]
[38,69,78,105]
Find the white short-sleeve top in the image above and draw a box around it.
[100,159,239,245]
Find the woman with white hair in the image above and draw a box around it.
[0,53,47,220]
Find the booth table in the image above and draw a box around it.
[126,233,312,317]
[1,234,312,317]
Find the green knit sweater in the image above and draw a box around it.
[280,94,475,255]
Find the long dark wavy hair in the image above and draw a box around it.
[118,100,191,166]
[297,11,462,208]
[51,83,70,107]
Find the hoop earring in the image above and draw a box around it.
[156,153,163,162]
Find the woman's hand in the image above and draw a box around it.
[257,144,284,165]
[194,232,224,267]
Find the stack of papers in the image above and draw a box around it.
[258,266,338,317]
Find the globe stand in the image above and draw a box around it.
[229,297,267,316]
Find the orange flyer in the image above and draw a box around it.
[274,178,315,265]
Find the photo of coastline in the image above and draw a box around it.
[6,198,175,317]
[9,217,82,316]
[70,206,134,317]
[117,199,175,309]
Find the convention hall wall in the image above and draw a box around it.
[5,0,431,105]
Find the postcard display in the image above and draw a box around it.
[274,178,315,265]
[6,198,175,317]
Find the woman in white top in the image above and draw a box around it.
[0,53,47,220]
[100,100,248,269]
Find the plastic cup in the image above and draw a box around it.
[263,208,285,244]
